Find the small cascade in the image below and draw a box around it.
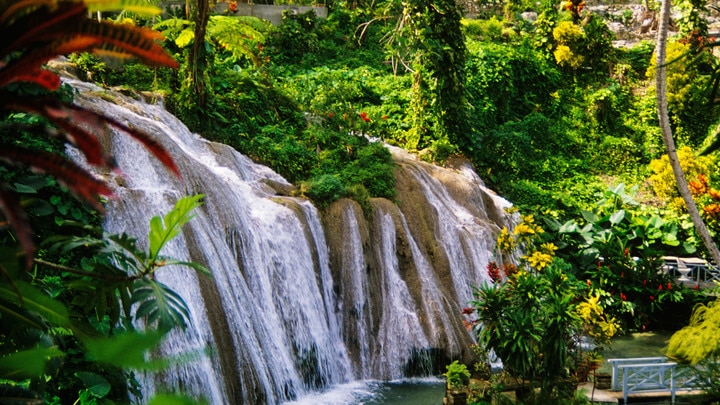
[68,79,514,404]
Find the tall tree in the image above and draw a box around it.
[188,0,211,109]
[655,0,720,265]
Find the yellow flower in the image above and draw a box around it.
[496,227,516,253]
[513,222,535,236]
[540,242,558,255]
[526,251,553,270]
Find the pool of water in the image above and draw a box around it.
[284,378,446,405]
[598,331,675,374]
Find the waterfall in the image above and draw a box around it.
[68,79,514,404]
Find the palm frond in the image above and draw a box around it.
[77,19,180,68]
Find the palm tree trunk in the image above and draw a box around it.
[656,0,720,266]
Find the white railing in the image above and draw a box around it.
[607,357,701,403]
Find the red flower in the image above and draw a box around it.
[621,272,625,278]
[462,307,475,315]
[658,284,663,291]
[586,279,592,286]
[624,247,629,257]
[487,262,502,283]
[649,295,655,301]
[667,282,672,291]
[328,112,334,117]
[643,279,647,286]
[382,115,388,120]
[359,111,371,122]
[695,283,700,290]
[620,293,627,301]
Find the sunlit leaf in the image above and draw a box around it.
[75,371,111,398]
[148,195,204,260]
[0,347,64,379]
[609,209,625,225]
[83,331,165,369]
[85,0,162,17]
[0,280,71,327]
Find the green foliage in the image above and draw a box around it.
[444,360,471,389]
[0,195,209,403]
[472,260,586,401]
[647,41,718,147]
[666,298,720,399]
[304,175,345,208]
[544,184,702,331]
[462,17,506,42]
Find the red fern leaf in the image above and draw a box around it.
[78,20,179,68]
[97,112,181,177]
[4,96,110,167]
[3,68,61,91]
[1,2,87,54]
[0,36,100,87]
[0,146,113,213]
[0,186,35,268]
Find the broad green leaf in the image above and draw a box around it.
[148,195,204,261]
[131,279,189,330]
[0,281,71,327]
[0,347,64,379]
[580,210,598,224]
[75,371,111,398]
[83,331,165,369]
[162,259,212,277]
[609,209,625,225]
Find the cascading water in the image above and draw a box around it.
[68,77,514,404]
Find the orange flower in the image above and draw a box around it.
[709,188,720,201]
[690,174,709,195]
[229,1,238,11]
[703,203,720,218]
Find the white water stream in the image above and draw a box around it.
[69,79,513,404]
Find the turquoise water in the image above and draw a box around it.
[284,378,446,405]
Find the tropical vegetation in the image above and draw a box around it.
[5,0,720,402]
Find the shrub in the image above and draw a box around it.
[304,174,345,208]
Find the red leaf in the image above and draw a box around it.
[79,108,181,177]
[1,2,87,54]
[0,36,100,88]
[78,20,179,68]
[6,68,61,91]
[0,186,35,269]
[0,146,113,213]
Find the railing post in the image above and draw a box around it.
[623,368,629,404]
